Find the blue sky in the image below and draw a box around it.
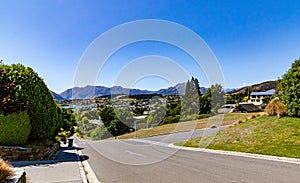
[1,0,300,93]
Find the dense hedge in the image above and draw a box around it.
[279,59,300,117]
[0,111,31,145]
[0,64,62,141]
[0,68,27,114]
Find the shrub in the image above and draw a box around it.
[0,69,27,115]
[275,101,286,118]
[0,158,14,181]
[0,64,62,140]
[279,59,300,117]
[0,111,31,145]
[90,125,111,140]
[255,113,262,117]
[265,98,286,118]
[199,114,210,119]
[161,115,180,125]
[265,102,276,116]
[162,116,174,125]
[237,120,243,124]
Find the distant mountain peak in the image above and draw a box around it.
[58,83,186,100]
[50,91,66,101]
[55,80,274,100]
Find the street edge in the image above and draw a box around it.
[74,143,100,183]
[74,145,88,183]
[169,143,300,165]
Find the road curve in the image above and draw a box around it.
[76,128,300,183]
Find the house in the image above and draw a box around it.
[236,103,261,113]
[248,89,275,105]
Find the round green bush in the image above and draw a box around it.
[0,111,31,145]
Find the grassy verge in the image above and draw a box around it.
[175,115,300,158]
[116,112,263,140]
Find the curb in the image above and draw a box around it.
[74,143,100,183]
[75,147,88,183]
[169,144,300,165]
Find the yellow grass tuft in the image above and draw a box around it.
[0,158,14,182]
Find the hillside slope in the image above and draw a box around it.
[176,115,300,158]
[228,80,277,95]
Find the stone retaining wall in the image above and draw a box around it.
[0,143,60,161]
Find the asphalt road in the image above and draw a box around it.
[76,128,300,183]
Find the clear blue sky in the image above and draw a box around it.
[1,0,300,93]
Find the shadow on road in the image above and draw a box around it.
[11,146,89,168]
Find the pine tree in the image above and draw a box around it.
[181,77,200,118]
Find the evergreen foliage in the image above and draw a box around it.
[61,108,77,133]
[0,68,27,114]
[209,84,225,114]
[181,77,200,118]
[99,107,132,136]
[0,64,62,140]
[279,59,300,117]
[0,111,31,145]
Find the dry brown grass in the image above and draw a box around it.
[265,99,286,118]
[116,112,263,140]
[0,158,14,182]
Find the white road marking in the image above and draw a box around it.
[124,150,146,157]
[126,139,169,147]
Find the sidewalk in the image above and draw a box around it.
[12,143,86,183]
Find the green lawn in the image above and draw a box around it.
[176,115,300,158]
[116,112,263,140]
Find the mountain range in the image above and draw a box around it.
[51,80,277,101]
[52,83,207,100]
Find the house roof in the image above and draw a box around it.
[250,89,275,96]
[237,104,261,112]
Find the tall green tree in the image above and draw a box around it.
[199,90,211,114]
[209,84,225,114]
[181,77,200,118]
[279,59,300,117]
[61,108,77,133]
[147,105,167,127]
[98,107,132,136]
[200,84,225,114]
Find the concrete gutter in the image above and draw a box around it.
[169,144,300,165]
[74,143,100,183]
